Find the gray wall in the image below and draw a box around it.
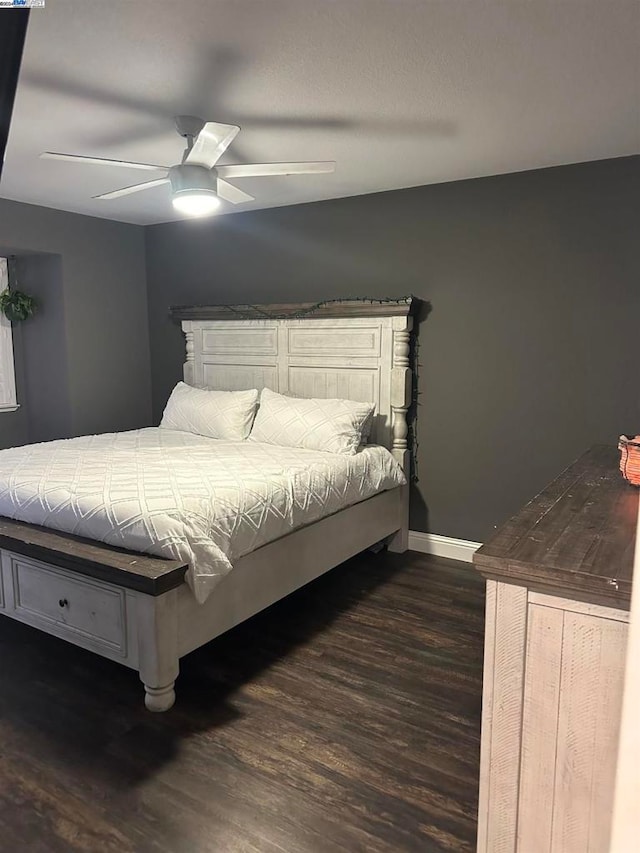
[0,309,28,450]
[145,156,640,542]
[14,253,72,444]
[0,199,152,449]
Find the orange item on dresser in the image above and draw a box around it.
[618,435,640,486]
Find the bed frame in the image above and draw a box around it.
[0,300,415,711]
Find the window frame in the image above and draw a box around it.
[0,257,19,413]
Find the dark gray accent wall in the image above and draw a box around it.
[146,156,640,543]
[0,199,152,449]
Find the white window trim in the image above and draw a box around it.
[0,258,19,413]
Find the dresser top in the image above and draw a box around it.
[474,445,637,609]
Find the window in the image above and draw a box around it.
[0,258,18,412]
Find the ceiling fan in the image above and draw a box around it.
[40,115,335,217]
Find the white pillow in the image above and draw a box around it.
[160,382,259,441]
[250,388,374,455]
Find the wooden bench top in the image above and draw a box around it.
[0,518,188,596]
[473,445,637,609]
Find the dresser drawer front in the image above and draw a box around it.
[10,555,126,655]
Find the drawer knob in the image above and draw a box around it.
[59,598,69,608]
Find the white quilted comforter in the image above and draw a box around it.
[0,428,405,602]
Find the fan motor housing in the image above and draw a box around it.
[174,115,206,139]
[168,164,217,195]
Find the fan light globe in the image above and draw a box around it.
[172,190,221,217]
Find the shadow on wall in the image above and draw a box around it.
[409,299,432,531]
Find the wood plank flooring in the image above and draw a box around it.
[0,551,485,853]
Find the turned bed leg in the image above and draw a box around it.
[143,681,177,713]
[136,589,180,713]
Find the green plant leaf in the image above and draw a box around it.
[0,288,37,322]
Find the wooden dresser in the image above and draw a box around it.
[473,445,637,853]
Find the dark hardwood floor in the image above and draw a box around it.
[0,551,485,853]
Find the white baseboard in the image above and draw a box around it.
[408,531,482,563]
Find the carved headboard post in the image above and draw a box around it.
[391,319,413,474]
[182,321,196,386]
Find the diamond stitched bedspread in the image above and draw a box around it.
[0,428,405,602]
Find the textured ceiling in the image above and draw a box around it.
[1,0,638,225]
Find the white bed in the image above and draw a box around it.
[0,299,415,711]
[0,427,405,603]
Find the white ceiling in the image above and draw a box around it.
[1,0,638,225]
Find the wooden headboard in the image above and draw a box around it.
[170,300,415,472]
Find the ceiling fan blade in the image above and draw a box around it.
[41,152,167,171]
[93,178,170,201]
[215,161,335,179]
[216,179,254,205]
[185,122,240,169]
